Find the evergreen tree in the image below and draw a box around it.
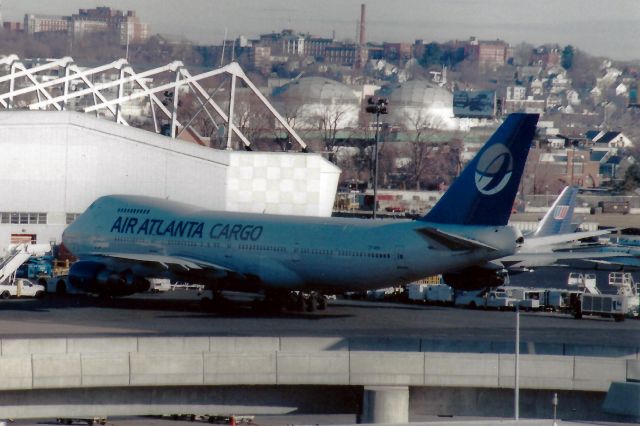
[420,42,443,68]
[622,163,640,192]
[561,45,574,70]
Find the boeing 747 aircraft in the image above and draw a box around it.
[62,113,539,309]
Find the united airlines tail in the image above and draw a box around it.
[531,186,579,238]
[421,113,539,226]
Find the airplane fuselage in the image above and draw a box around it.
[63,196,520,293]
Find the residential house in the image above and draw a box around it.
[530,78,544,96]
[585,130,635,182]
[525,148,601,194]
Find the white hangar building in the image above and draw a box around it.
[0,111,340,250]
[384,80,458,130]
[272,76,361,130]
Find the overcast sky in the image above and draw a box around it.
[3,0,639,61]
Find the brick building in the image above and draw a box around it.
[465,37,513,67]
[382,42,412,63]
[24,14,69,34]
[24,7,149,45]
[71,8,149,45]
[258,30,305,56]
[325,45,357,67]
[531,47,561,68]
[525,148,601,194]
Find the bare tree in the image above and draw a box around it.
[312,100,355,163]
[233,91,275,149]
[403,110,436,189]
[269,98,316,152]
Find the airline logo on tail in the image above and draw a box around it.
[553,205,570,220]
[474,144,513,195]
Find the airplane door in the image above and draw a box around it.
[395,245,408,270]
[91,225,109,250]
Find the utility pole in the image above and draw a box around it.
[514,304,520,420]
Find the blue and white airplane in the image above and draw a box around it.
[62,113,539,308]
[492,186,618,269]
[443,186,619,288]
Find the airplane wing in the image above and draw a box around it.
[522,229,614,248]
[415,227,498,251]
[87,252,234,272]
[498,250,634,270]
[564,256,640,267]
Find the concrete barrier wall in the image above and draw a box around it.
[425,353,499,388]
[0,336,631,392]
[3,336,636,357]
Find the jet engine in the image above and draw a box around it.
[69,261,150,297]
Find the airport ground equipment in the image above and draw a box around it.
[407,279,453,304]
[454,288,515,309]
[148,278,172,293]
[0,277,45,298]
[543,288,584,312]
[16,255,75,295]
[501,286,544,310]
[0,244,35,284]
[570,272,639,321]
[567,272,599,294]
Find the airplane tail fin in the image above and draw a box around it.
[531,186,579,237]
[420,113,539,226]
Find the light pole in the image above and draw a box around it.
[365,97,388,219]
[514,304,520,420]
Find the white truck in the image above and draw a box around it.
[0,278,45,299]
[148,278,172,293]
[502,286,544,311]
[407,276,452,304]
[408,283,454,303]
[424,284,454,304]
[454,288,514,310]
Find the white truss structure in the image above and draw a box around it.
[0,55,307,150]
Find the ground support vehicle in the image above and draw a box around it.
[424,284,454,304]
[148,278,171,293]
[567,272,599,294]
[42,274,75,295]
[570,272,639,321]
[502,286,544,311]
[572,293,630,322]
[19,257,76,296]
[543,289,584,312]
[0,278,45,299]
[407,276,452,304]
[454,288,515,310]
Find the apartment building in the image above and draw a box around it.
[24,7,149,45]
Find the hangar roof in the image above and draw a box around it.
[273,77,359,104]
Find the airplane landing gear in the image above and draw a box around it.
[201,290,229,313]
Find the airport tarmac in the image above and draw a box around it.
[0,284,637,346]
[0,268,638,426]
